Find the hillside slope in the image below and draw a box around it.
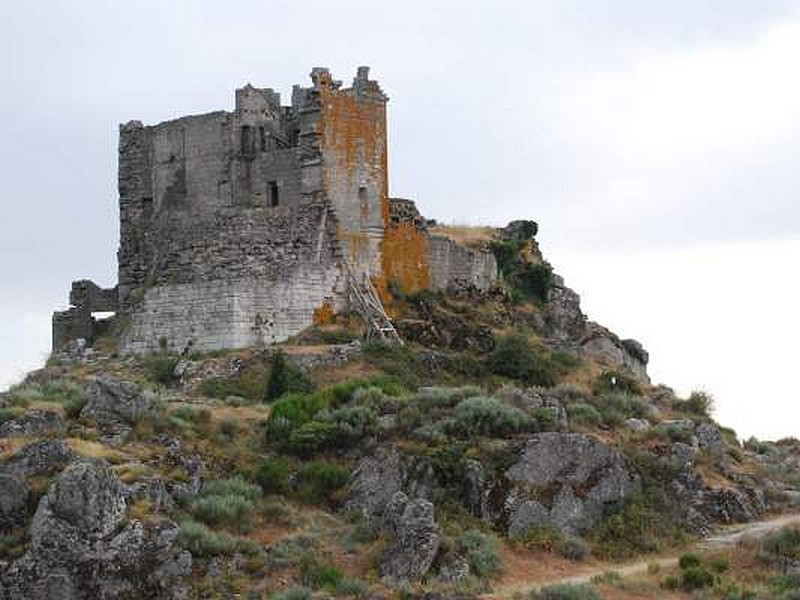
[1,222,798,600]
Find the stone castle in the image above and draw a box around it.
[53,67,497,354]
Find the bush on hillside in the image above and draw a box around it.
[256,458,291,495]
[488,333,557,387]
[673,390,715,417]
[294,461,350,506]
[458,529,504,578]
[446,396,533,438]
[265,350,314,402]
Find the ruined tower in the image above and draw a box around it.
[53,67,497,354]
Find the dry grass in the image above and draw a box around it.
[429,224,496,249]
[67,438,128,463]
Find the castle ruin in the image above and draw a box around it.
[53,67,497,354]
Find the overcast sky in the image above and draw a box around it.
[2,1,798,439]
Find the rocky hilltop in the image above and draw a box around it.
[2,222,798,599]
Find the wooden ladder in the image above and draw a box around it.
[346,267,403,345]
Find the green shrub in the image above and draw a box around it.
[200,363,268,402]
[300,557,344,589]
[488,333,557,386]
[144,354,179,385]
[681,565,714,591]
[515,262,553,304]
[4,380,86,414]
[201,477,262,501]
[447,396,533,438]
[458,529,504,578]
[679,553,701,569]
[265,351,314,403]
[189,494,255,526]
[592,370,641,396]
[590,494,661,558]
[567,403,602,427]
[266,350,290,401]
[558,537,590,561]
[295,461,350,506]
[530,583,601,600]
[674,390,715,417]
[257,458,291,495]
[323,376,403,406]
[0,407,24,425]
[169,405,212,434]
[266,393,330,440]
[177,519,257,556]
[218,416,239,439]
[710,556,730,573]
[762,526,800,560]
[188,477,262,526]
[286,420,340,454]
[516,525,562,552]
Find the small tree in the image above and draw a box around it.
[265,351,290,402]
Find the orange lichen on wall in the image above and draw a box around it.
[381,221,431,296]
[317,84,389,268]
[312,299,336,326]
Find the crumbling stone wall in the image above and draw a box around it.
[53,67,500,354]
[384,198,497,294]
[52,281,118,349]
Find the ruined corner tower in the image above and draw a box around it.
[53,67,497,354]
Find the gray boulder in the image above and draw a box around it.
[625,418,651,432]
[41,459,126,538]
[546,281,587,342]
[379,493,441,584]
[0,473,29,531]
[81,377,156,443]
[2,439,74,477]
[0,459,190,600]
[579,322,649,383]
[696,422,727,456]
[346,446,406,519]
[0,410,66,438]
[504,433,639,535]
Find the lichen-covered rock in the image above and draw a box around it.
[701,487,766,524]
[346,446,406,519]
[2,439,73,477]
[81,377,155,443]
[0,410,66,439]
[696,422,726,456]
[504,433,639,535]
[625,418,651,431]
[0,473,29,531]
[0,459,190,600]
[579,322,649,383]
[379,494,440,584]
[546,279,586,342]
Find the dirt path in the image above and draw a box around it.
[487,513,800,598]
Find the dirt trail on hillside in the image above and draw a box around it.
[487,513,800,598]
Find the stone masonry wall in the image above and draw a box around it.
[121,266,341,354]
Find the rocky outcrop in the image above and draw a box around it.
[0,459,190,600]
[345,446,406,519]
[0,473,29,532]
[546,276,587,342]
[504,433,639,536]
[379,492,441,584]
[0,410,66,438]
[2,439,74,477]
[81,377,156,443]
[579,322,649,383]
